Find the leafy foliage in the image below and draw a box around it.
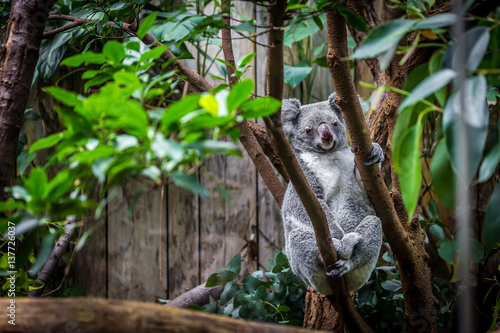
[0,37,280,289]
[352,5,500,258]
[196,250,307,326]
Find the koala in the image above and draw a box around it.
[281,93,383,294]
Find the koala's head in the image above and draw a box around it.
[282,93,347,154]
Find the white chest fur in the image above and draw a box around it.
[299,149,360,200]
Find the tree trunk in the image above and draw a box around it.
[303,287,349,332]
[0,0,57,200]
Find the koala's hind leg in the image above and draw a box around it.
[332,232,362,260]
[327,216,382,282]
[287,228,333,295]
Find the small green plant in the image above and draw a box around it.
[196,250,307,326]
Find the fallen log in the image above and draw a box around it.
[1,298,316,333]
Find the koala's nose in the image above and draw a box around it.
[318,123,333,143]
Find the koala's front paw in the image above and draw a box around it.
[327,259,353,278]
[365,143,385,166]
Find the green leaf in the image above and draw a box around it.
[29,231,58,277]
[24,168,48,201]
[15,230,38,270]
[44,87,81,107]
[17,150,36,175]
[443,76,489,181]
[284,15,324,46]
[312,15,324,31]
[226,253,241,274]
[337,5,368,32]
[241,275,270,293]
[151,133,184,162]
[478,131,500,182]
[161,94,200,130]
[227,79,254,112]
[437,238,457,264]
[240,97,281,118]
[171,172,208,197]
[414,13,457,30]
[399,69,456,110]
[137,11,158,39]
[451,27,490,71]
[46,170,73,202]
[139,45,168,63]
[484,183,500,253]
[396,125,422,219]
[471,240,484,262]
[115,134,139,151]
[11,186,31,201]
[206,269,238,287]
[430,138,456,209]
[428,51,447,106]
[284,65,312,89]
[199,94,219,116]
[394,109,431,218]
[103,40,126,64]
[429,224,445,240]
[185,141,240,156]
[60,52,106,67]
[352,19,415,59]
[380,280,402,292]
[236,53,256,69]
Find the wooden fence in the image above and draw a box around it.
[21,1,362,302]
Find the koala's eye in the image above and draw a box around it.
[332,121,339,127]
[305,127,313,134]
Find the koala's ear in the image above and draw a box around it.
[281,98,301,139]
[328,92,344,121]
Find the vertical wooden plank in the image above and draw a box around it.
[167,185,199,298]
[199,155,227,282]
[73,201,107,297]
[107,181,167,301]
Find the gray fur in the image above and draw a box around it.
[281,93,383,294]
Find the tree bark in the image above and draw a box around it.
[0,0,57,200]
[165,283,223,309]
[326,11,438,333]
[0,298,318,333]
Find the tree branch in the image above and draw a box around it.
[326,11,438,332]
[219,0,286,205]
[247,121,289,182]
[165,283,223,308]
[261,1,372,332]
[28,217,77,297]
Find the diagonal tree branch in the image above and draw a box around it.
[326,11,438,333]
[219,0,286,205]
[28,217,77,297]
[261,1,372,332]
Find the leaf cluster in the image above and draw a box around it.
[196,250,307,326]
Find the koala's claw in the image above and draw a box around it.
[364,143,385,166]
[327,259,353,278]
